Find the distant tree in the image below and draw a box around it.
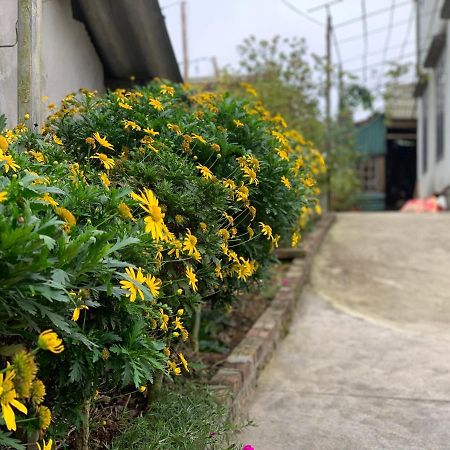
[231,35,324,143]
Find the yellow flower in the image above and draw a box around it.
[141,128,159,137]
[302,177,315,188]
[168,239,183,259]
[31,379,46,405]
[40,192,59,207]
[281,176,291,189]
[91,152,115,170]
[196,164,214,180]
[29,150,47,163]
[233,119,244,128]
[54,207,76,230]
[168,360,181,376]
[185,266,198,292]
[120,267,146,302]
[259,222,273,239]
[85,136,96,148]
[276,147,289,160]
[0,135,9,151]
[167,123,181,135]
[222,178,236,190]
[38,330,64,354]
[242,166,258,185]
[0,191,8,202]
[93,132,114,150]
[123,120,141,131]
[118,101,133,110]
[178,353,190,372]
[191,133,206,144]
[149,98,164,111]
[99,172,111,189]
[247,226,254,238]
[163,347,171,357]
[160,84,175,96]
[12,350,38,398]
[131,188,166,241]
[160,309,169,332]
[247,205,256,219]
[183,229,198,255]
[145,274,162,298]
[177,308,184,316]
[52,134,63,145]
[235,183,249,202]
[118,202,136,221]
[315,204,322,215]
[0,366,27,431]
[37,405,51,430]
[199,222,207,232]
[0,151,20,173]
[291,232,301,247]
[223,211,234,225]
[139,385,146,393]
[37,439,53,450]
[71,304,89,321]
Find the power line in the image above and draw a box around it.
[334,0,410,29]
[382,1,396,65]
[281,0,323,26]
[346,51,415,73]
[342,41,415,65]
[361,0,368,83]
[398,3,414,61]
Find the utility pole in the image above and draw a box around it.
[308,0,341,211]
[181,1,189,82]
[211,56,219,80]
[17,0,42,126]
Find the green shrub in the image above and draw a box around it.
[0,80,324,447]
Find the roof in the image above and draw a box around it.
[355,113,387,156]
[71,0,182,87]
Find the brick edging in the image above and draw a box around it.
[209,213,336,417]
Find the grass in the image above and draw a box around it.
[110,382,246,450]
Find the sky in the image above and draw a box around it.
[161,0,416,118]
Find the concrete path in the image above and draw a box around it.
[239,213,450,450]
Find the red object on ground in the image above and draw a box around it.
[400,197,442,213]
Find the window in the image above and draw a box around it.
[422,87,428,173]
[436,48,446,161]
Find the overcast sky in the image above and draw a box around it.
[162,0,416,117]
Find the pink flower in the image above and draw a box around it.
[282,278,289,286]
[243,446,255,450]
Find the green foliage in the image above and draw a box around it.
[226,35,324,143]
[0,80,323,445]
[111,382,244,450]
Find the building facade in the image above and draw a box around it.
[416,0,450,197]
[0,0,181,127]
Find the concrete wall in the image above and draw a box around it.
[0,0,104,127]
[416,1,450,196]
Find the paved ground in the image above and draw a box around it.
[238,213,450,450]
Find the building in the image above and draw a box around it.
[355,84,417,210]
[415,0,450,197]
[0,0,181,127]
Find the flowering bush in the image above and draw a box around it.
[0,80,324,447]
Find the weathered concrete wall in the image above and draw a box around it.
[0,0,104,127]
[0,0,19,127]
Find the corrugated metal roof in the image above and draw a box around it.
[72,0,182,86]
[355,113,387,155]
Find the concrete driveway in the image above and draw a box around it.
[238,213,450,450]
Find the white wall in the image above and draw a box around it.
[417,1,450,196]
[0,0,104,127]
[0,0,19,127]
